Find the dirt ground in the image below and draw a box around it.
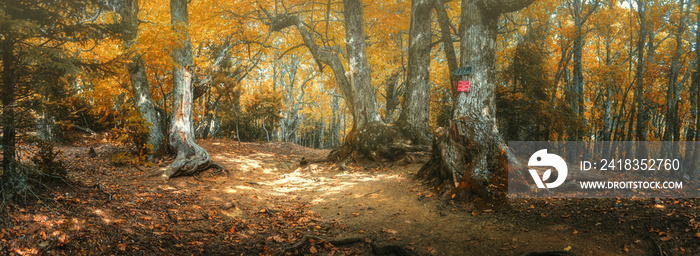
[2,138,700,255]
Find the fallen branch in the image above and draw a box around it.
[299,157,330,166]
[63,123,97,135]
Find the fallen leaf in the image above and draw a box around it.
[564,246,571,251]
[117,243,127,251]
[309,246,317,254]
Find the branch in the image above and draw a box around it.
[477,0,536,14]
[267,11,354,110]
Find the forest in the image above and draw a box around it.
[1,0,699,255]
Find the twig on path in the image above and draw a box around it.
[264,207,280,217]
[363,190,381,197]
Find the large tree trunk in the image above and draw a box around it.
[418,0,533,200]
[120,0,165,159]
[396,0,433,146]
[164,0,222,179]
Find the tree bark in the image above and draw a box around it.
[693,0,700,179]
[383,70,402,124]
[1,39,18,183]
[634,0,649,159]
[418,0,533,200]
[121,0,166,159]
[164,0,222,179]
[397,0,434,146]
[662,0,687,153]
[567,0,599,142]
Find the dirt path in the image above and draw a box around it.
[3,139,699,255]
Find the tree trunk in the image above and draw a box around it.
[662,0,687,158]
[567,0,599,141]
[693,0,700,179]
[164,0,222,179]
[397,0,433,146]
[121,0,166,159]
[1,39,19,186]
[634,0,649,158]
[601,15,613,157]
[418,0,533,200]
[383,70,402,124]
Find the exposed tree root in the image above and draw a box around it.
[417,117,523,201]
[327,123,431,164]
[163,145,227,179]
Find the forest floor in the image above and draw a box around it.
[2,137,700,255]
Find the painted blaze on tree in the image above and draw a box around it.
[418,0,535,201]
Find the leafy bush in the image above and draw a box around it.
[109,102,152,165]
[30,141,67,180]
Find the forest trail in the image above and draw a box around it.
[3,139,698,255]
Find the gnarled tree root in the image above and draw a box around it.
[327,123,431,164]
[416,118,523,201]
[163,146,227,180]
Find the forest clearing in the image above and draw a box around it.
[2,137,700,256]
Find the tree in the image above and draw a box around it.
[118,0,166,159]
[692,0,700,178]
[662,0,689,156]
[164,0,223,179]
[566,0,599,116]
[267,0,426,161]
[396,0,434,145]
[565,0,599,140]
[277,55,314,143]
[1,0,116,199]
[418,0,535,200]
